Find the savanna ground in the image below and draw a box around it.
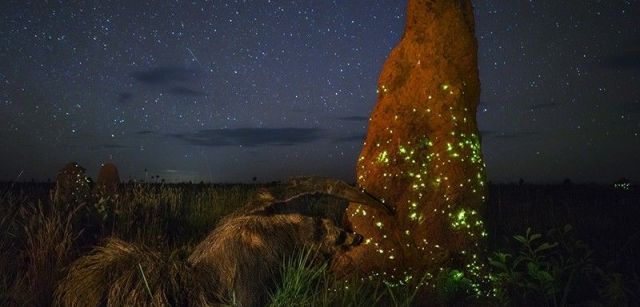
[0,180,638,306]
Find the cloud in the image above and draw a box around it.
[117,92,133,103]
[338,116,369,122]
[131,67,198,85]
[136,130,156,135]
[168,86,208,97]
[171,127,324,147]
[599,50,640,71]
[333,134,366,143]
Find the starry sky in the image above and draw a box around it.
[1,1,638,184]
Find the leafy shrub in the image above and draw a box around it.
[489,225,594,306]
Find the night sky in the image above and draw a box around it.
[1,1,638,184]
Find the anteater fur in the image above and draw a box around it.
[55,177,391,307]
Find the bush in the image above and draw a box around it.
[489,225,595,306]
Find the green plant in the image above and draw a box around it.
[429,268,479,305]
[489,225,594,306]
[384,273,430,307]
[584,264,633,306]
[269,249,328,306]
[269,248,435,307]
[316,276,386,307]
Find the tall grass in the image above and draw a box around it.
[268,249,328,306]
[1,200,82,306]
[0,194,21,305]
[0,181,638,306]
[269,249,431,307]
[54,237,219,307]
[97,184,254,248]
[0,182,252,306]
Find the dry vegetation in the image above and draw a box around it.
[0,181,638,306]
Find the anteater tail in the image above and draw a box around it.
[54,237,220,307]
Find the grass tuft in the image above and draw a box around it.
[10,202,81,306]
[54,237,219,307]
[269,248,328,307]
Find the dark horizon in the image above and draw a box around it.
[0,170,635,186]
[1,1,638,184]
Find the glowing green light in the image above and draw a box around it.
[451,270,464,281]
[457,209,466,221]
[377,150,389,164]
[451,208,472,229]
[446,143,453,151]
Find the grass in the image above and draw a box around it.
[0,181,638,306]
[269,248,430,307]
[268,248,328,306]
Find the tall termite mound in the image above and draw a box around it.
[343,0,488,285]
[53,161,91,204]
[96,162,120,196]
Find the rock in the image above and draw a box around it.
[54,162,91,204]
[342,0,488,284]
[96,163,120,195]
